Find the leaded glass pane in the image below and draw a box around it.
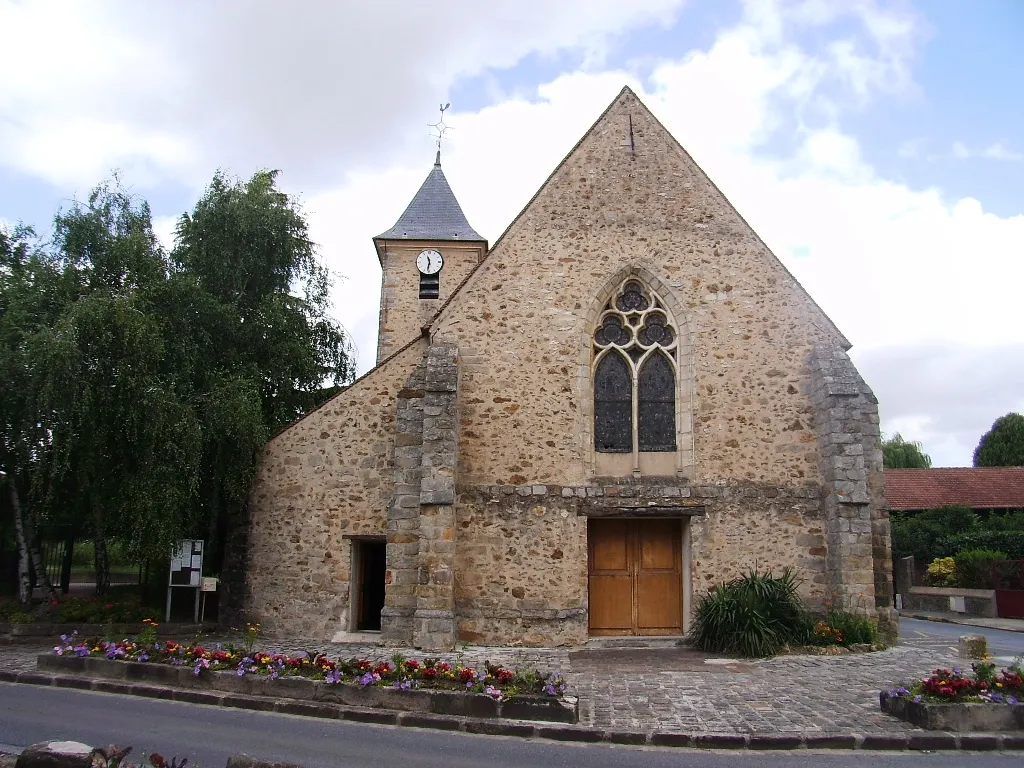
[638,311,674,346]
[638,352,676,451]
[594,314,632,346]
[594,352,632,453]
[616,280,649,312]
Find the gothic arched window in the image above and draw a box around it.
[594,351,632,452]
[593,279,678,454]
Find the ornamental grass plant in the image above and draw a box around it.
[690,569,883,657]
[690,568,807,657]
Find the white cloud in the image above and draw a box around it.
[2,0,1021,466]
[951,140,1023,162]
[0,0,685,190]
[983,142,1023,162]
[897,137,926,158]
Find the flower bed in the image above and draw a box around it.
[43,630,577,723]
[880,662,1024,731]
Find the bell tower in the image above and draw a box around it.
[373,152,487,363]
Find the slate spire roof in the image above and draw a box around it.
[375,151,485,243]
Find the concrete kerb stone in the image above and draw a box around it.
[6,671,1024,752]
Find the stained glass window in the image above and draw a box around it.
[638,352,676,451]
[594,352,632,452]
[593,279,678,454]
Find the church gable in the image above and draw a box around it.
[431,87,848,486]
[238,86,894,649]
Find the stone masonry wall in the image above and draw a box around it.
[809,343,893,635]
[429,88,847,490]
[242,340,425,638]
[453,481,825,646]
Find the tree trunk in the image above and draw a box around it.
[10,483,31,605]
[93,509,111,597]
[60,536,75,595]
[21,497,58,603]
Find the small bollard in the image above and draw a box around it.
[958,634,987,659]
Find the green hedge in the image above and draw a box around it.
[940,532,1024,560]
[953,549,1007,589]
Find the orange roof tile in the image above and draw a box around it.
[884,467,1024,511]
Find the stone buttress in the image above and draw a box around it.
[809,344,896,640]
[381,342,460,650]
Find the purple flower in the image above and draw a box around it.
[325,669,342,685]
[392,680,412,691]
[483,685,503,701]
[912,695,923,703]
[896,686,909,696]
[358,672,379,687]
[137,652,149,663]
[1008,697,1019,706]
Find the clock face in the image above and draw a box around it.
[416,249,444,275]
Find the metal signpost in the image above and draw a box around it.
[166,539,204,623]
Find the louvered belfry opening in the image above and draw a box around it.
[419,271,440,299]
[593,279,679,454]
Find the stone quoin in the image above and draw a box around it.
[227,87,895,649]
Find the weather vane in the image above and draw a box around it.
[429,102,452,150]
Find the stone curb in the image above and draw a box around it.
[3,671,1023,752]
[899,612,1024,635]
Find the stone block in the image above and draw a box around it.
[15,741,93,768]
[958,634,987,659]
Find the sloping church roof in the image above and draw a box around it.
[375,151,486,243]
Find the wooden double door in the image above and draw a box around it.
[588,518,683,636]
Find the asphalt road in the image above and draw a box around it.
[0,684,1020,768]
[900,617,1024,658]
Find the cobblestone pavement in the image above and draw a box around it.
[569,638,962,734]
[2,632,968,736]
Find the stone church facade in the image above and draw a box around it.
[234,87,895,649]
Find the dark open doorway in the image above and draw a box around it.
[355,539,386,631]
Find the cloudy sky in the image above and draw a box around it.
[2,0,1022,467]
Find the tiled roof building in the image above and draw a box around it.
[885,467,1024,511]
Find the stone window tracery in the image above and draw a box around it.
[593,279,678,455]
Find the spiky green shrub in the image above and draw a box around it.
[690,569,808,658]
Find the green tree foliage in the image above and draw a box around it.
[890,505,979,562]
[882,432,932,469]
[892,506,1024,563]
[973,412,1024,467]
[1,171,354,596]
